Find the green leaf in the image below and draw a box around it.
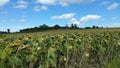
[50,52,56,59]
[5,47,12,55]
[48,58,56,68]
[107,58,120,68]
[100,46,106,53]
[9,56,22,66]
[0,51,7,60]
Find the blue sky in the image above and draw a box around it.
[0,0,120,32]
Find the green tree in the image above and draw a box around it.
[7,29,10,33]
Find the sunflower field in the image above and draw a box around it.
[0,30,120,68]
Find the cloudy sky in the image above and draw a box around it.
[0,0,120,32]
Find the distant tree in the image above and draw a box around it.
[92,25,100,29]
[74,24,79,29]
[71,24,78,29]
[65,24,69,29]
[0,31,7,34]
[53,24,61,29]
[7,29,10,33]
[85,27,91,29]
[96,26,99,28]
[71,24,74,29]
[40,24,49,29]
[100,27,103,29]
[19,24,80,33]
[92,25,96,29]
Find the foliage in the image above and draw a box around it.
[0,30,120,68]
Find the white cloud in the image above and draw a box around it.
[13,0,28,9]
[14,4,27,8]
[69,14,102,25]
[41,5,48,10]
[51,13,75,20]
[18,0,28,5]
[21,15,27,18]
[36,0,56,5]
[36,0,95,6]
[59,2,69,6]
[0,10,8,15]
[19,19,26,23]
[10,19,16,22]
[70,18,80,24]
[80,14,101,23]
[0,0,9,7]
[71,0,95,4]
[0,18,26,23]
[58,0,95,6]
[107,3,119,10]
[33,5,48,11]
[100,1,110,5]
[111,17,117,21]
[51,14,101,25]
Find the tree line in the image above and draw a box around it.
[19,24,103,33]
[20,24,78,33]
[0,29,10,34]
[0,24,103,33]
